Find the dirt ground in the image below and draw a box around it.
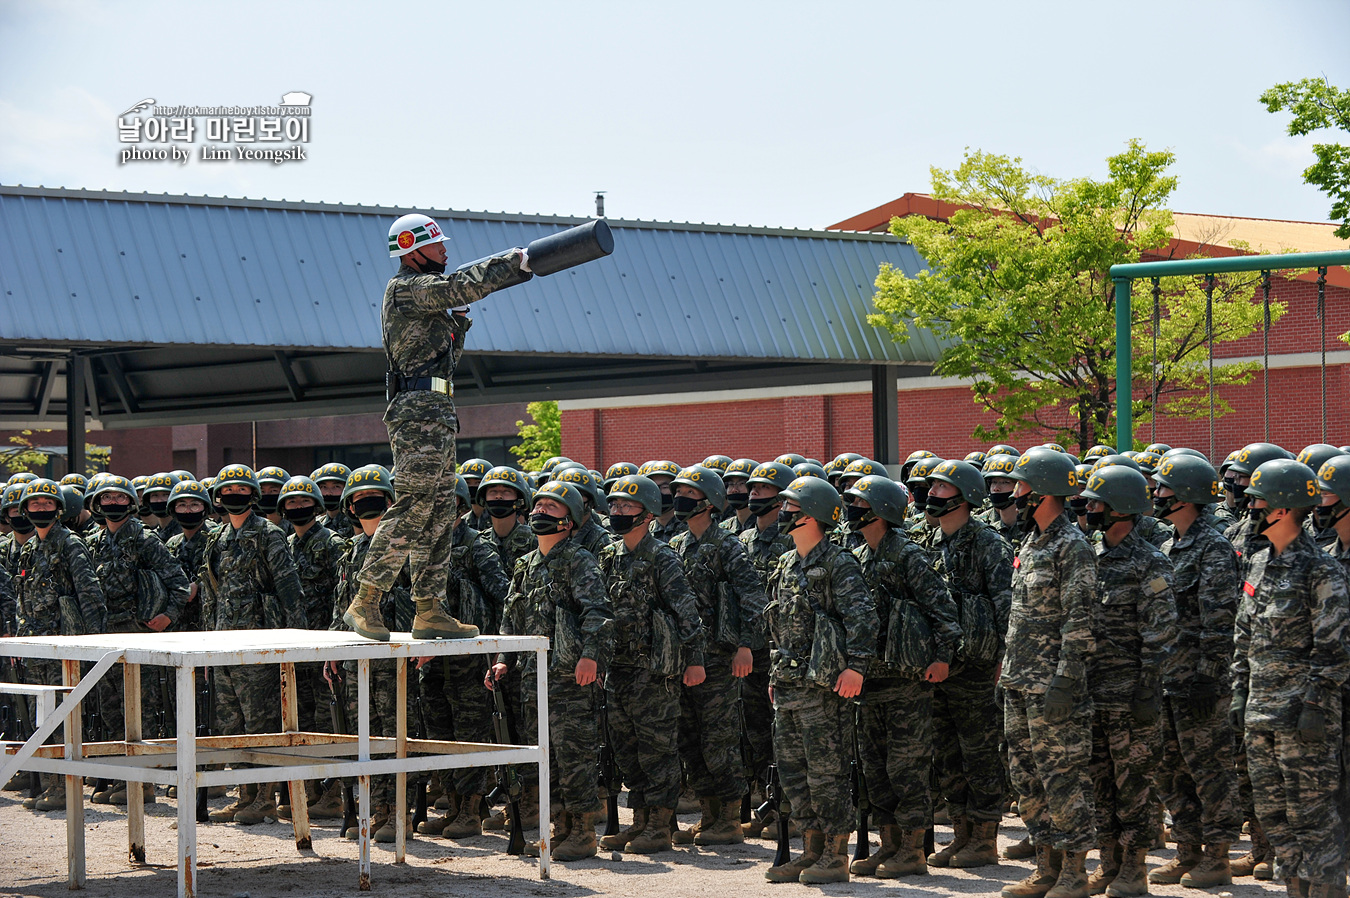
[0,785,1288,898]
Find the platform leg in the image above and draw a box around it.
[536,648,550,880]
[280,662,312,850]
[62,658,85,890]
[357,657,371,890]
[177,666,197,898]
[394,657,407,864]
[124,662,145,865]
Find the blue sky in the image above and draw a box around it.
[2,0,1347,230]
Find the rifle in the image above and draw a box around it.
[488,681,525,855]
[329,667,357,839]
[84,684,112,800]
[156,667,173,740]
[410,682,429,832]
[755,761,792,867]
[736,687,756,825]
[195,667,213,823]
[596,686,621,837]
[850,702,870,863]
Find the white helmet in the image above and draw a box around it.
[387,213,449,258]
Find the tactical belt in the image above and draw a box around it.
[386,373,452,401]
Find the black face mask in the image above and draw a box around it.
[1015,493,1041,526]
[138,501,154,517]
[486,499,518,519]
[411,252,446,275]
[778,507,809,534]
[257,493,280,515]
[988,491,1015,510]
[24,508,58,527]
[748,496,780,517]
[1067,497,1089,518]
[322,494,342,512]
[844,504,877,532]
[89,507,106,525]
[219,495,255,515]
[609,512,643,535]
[908,485,929,507]
[1314,503,1349,530]
[99,503,133,523]
[529,511,568,535]
[671,495,707,521]
[1085,510,1108,531]
[1232,484,1250,511]
[172,509,206,529]
[283,504,318,526]
[352,495,388,520]
[147,497,169,516]
[1256,508,1281,534]
[925,496,963,519]
[659,492,674,514]
[7,513,34,534]
[1153,494,1179,519]
[725,491,750,510]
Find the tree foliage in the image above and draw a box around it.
[869,141,1280,452]
[510,400,561,472]
[1261,77,1350,239]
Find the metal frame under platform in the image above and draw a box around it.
[0,629,551,898]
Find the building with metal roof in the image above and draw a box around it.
[0,185,938,472]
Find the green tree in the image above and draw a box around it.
[1261,77,1350,239]
[869,141,1279,452]
[510,400,561,472]
[0,431,50,476]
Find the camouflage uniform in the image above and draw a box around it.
[648,514,687,545]
[597,532,703,810]
[668,523,766,804]
[1157,520,1241,847]
[1234,530,1350,887]
[485,520,536,578]
[719,511,753,535]
[928,517,1013,823]
[1003,514,1098,852]
[1088,529,1179,852]
[854,528,960,828]
[322,509,356,540]
[498,538,613,814]
[358,252,525,607]
[86,517,191,738]
[0,564,14,636]
[155,518,183,544]
[980,507,1026,545]
[1133,513,1173,549]
[765,540,877,837]
[199,512,306,739]
[1212,502,1239,532]
[166,523,215,632]
[421,520,510,797]
[289,522,346,733]
[740,520,794,792]
[574,514,615,560]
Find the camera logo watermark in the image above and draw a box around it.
[117,93,312,165]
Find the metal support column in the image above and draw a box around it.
[870,364,899,467]
[1113,278,1132,452]
[65,354,86,477]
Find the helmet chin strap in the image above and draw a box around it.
[408,247,446,274]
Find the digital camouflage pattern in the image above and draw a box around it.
[484,520,536,582]
[765,540,876,836]
[287,521,345,733]
[857,677,933,828]
[1234,529,1350,885]
[1004,513,1098,853]
[1133,513,1173,549]
[15,522,106,637]
[0,564,14,636]
[668,524,767,653]
[738,519,794,792]
[198,512,305,632]
[573,514,616,559]
[1157,519,1242,846]
[853,528,959,677]
[648,514,687,545]
[165,523,215,632]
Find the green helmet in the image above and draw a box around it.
[900,449,938,480]
[20,478,63,512]
[1143,443,1173,456]
[256,466,291,489]
[725,458,758,481]
[792,462,828,481]
[1315,455,1350,503]
[1228,442,1294,477]
[1152,455,1221,505]
[277,476,322,510]
[905,456,945,486]
[59,485,83,521]
[1080,466,1152,515]
[982,453,1020,480]
[839,458,886,487]
[603,462,639,488]
[1073,463,1094,486]
[552,465,609,515]
[527,471,548,490]
[746,461,795,492]
[607,474,664,517]
[825,453,864,479]
[1091,454,1141,474]
[1133,451,1163,475]
[312,462,352,487]
[927,459,988,507]
[1081,444,1114,462]
[167,479,211,512]
[673,465,726,513]
[341,465,396,506]
[774,453,808,468]
[2,483,24,514]
[88,474,137,507]
[1245,459,1319,510]
[1298,443,1343,474]
[843,474,909,525]
[963,450,988,467]
[7,472,38,487]
[780,475,843,528]
[701,455,733,474]
[1218,450,1243,477]
[60,473,89,491]
[214,464,260,497]
[541,456,573,473]
[1162,447,1209,462]
[170,470,195,483]
[1040,442,1069,454]
[477,465,531,506]
[458,458,492,482]
[638,459,680,481]
[532,480,585,524]
[1007,446,1080,497]
[453,473,472,510]
[131,474,151,498]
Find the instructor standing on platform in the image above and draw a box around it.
[343,213,531,641]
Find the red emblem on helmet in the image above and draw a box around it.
[397,231,415,250]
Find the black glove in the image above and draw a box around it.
[1131,679,1161,726]
[1043,675,1077,724]
[1229,688,1248,733]
[1297,703,1326,745]
[1189,674,1223,719]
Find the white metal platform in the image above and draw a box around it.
[0,629,551,897]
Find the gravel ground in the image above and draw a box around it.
[0,785,1288,898]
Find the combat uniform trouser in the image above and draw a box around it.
[294,661,325,735]
[678,648,743,804]
[1089,702,1162,851]
[1004,686,1096,852]
[100,620,172,740]
[607,664,682,809]
[420,655,493,796]
[341,658,415,806]
[858,676,933,829]
[214,663,281,741]
[520,670,600,815]
[1158,693,1241,845]
[1247,726,1347,887]
[742,647,773,786]
[773,683,852,836]
[931,658,1005,822]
